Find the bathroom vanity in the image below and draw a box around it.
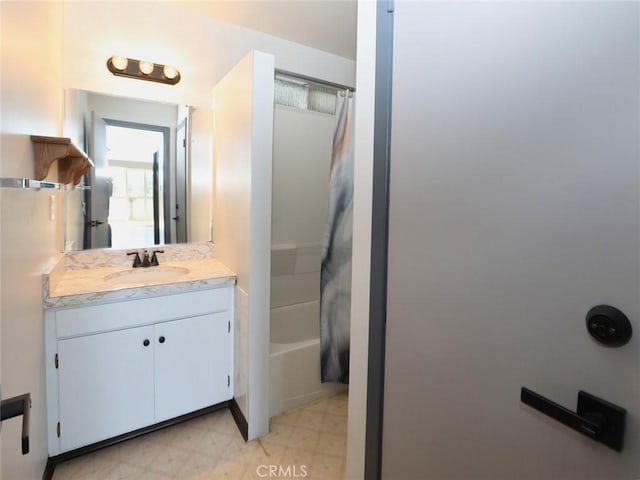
[43,246,236,456]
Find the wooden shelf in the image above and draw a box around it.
[31,135,93,185]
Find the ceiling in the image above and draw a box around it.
[170,0,357,60]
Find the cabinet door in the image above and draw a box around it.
[58,325,155,451]
[154,312,231,422]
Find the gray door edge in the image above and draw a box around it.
[365,1,394,479]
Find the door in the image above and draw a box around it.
[57,326,154,451]
[87,113,111,248]
[154,313,231,422]
[380,2,640,479]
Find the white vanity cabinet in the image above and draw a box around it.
[44,286,234,455]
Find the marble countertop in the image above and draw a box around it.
[44,258,236,309]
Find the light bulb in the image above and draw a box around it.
[139,61,154,75]
[163,65,178,80]
[111,56,128,71]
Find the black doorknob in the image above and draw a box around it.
[586,305,632,347]
[143,339,150,347]
[159,336,166,344]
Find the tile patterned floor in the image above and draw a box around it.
[52,391,347,480]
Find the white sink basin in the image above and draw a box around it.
[104,266,190,285]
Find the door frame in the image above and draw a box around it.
[175,115,188,244]
[100,119,171,245]
[364,2,394,479]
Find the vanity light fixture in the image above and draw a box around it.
[106,55,181,85]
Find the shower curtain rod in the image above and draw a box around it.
[275,69,355,93]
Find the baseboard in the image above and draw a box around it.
[42,457,56,480]
[230,397,249,441]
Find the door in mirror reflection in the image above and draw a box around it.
[87,113,109,248]
[87,118,169,249]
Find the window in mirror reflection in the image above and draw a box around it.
[104,125,165,248]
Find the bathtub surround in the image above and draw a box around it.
[270,90,348,415]
[271,244,323,309]
[270,307,346,416]
[320,91,355,384]
[270,244,346,416]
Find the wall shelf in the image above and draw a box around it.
[31,135,93,185]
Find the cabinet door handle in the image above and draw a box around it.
[143,339,150,347]
[158,336,166,344]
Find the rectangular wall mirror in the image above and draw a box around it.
[63,89,208,251]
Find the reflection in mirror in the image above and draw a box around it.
[101,123,168,248]
[64,90,190,251]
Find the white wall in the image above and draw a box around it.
[63,2,355,108]
[0,2,64,478]
[0,2,3,467]
[1,2,4,472]
[213,51,274,440]
[347,1,378,478]
[87,93,178,128]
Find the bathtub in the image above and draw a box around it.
[269,300,346,417]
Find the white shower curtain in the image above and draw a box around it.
[320,90,354,384]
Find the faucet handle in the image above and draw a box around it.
[127,251,142,268]
[150,250,165,266]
